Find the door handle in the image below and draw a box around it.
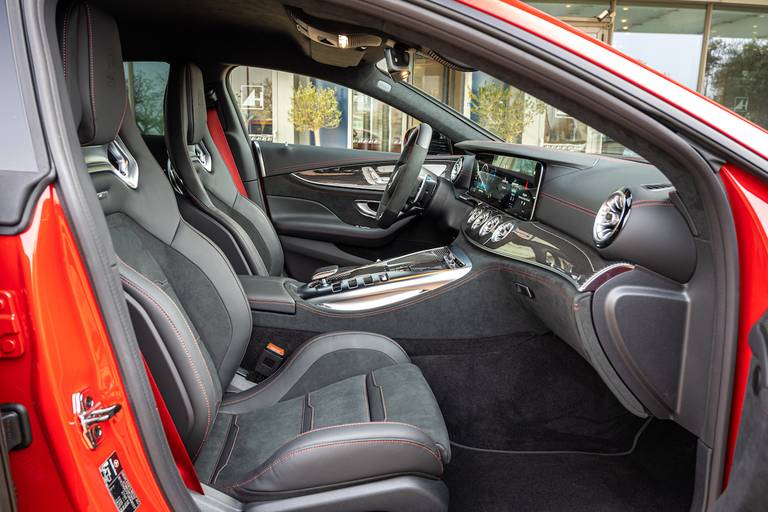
[355,200,380,219]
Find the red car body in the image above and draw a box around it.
[1,0,767,510]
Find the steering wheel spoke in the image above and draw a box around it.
[376,123,434,229]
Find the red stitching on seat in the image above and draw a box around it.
[226,439,442,489]
[121,275,212,457]
[83,2,97,144]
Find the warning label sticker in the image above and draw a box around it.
[99,452,141,512]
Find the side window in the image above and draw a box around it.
[228,66,412,152]
[407,53,630,157]
[124,62,170,135]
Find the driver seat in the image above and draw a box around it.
[165,63,288,278]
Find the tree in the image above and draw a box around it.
[470,82,546,143]
[705,38,768,128]
[131,70,166,135]
[289,82,341,145]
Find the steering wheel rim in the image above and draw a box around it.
[376,123,432,229]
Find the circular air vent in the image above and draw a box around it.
[467,206,485,225]
[491,221,516,243]
[472,210,491,230]
[593,188,632,248]
[479,216,502,237]
[450,157,464,182]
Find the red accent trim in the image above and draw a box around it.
[539,191,597,216]
[720,164,768,488]
[207,107,248,197]
[142,358,204,494]
[0,187,171,510]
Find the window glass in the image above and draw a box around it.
[124,62,169,135]
[704,9,768,128]
[229,66,412,151]
[612,4,706,90]
[404,54,626,156]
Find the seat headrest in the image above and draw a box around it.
[167,63,207,145]
[59,1,127,146]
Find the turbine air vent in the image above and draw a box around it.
[593,188,632,248]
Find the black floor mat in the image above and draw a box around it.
[444,420,697,512]
[408,333,645,452]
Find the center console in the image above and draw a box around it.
[295,247,472,311]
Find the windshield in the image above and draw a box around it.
[401,53,635,158]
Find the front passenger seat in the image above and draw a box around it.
[58,3,450,509]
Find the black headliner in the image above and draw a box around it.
[89,0,393,67]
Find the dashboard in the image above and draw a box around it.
[452,140,710,435]
[455,140,696,287]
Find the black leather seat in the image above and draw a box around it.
[164,62,285,277]
[59,2,450,508]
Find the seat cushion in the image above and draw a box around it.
[193,333,450,499]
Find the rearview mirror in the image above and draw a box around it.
[384,46,411,81]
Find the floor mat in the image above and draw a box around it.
[408,333,645,452]
[444,420,697,512]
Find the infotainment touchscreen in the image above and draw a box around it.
[469,154,544,220]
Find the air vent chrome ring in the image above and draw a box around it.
[479,215,502,236]
[491,221,516,243]
[472,209,491,230]
[467,206,484,225]
[593,188,632,248]
[450,157,464,182]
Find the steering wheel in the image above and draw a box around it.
[376,123,433,229]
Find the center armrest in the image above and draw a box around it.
[238,275,297,314]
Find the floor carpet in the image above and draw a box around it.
[444,419,697,511]
[408,333,646,453]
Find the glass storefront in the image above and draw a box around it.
[612,4,706,90]
[530,2,768,132]
[528,1,610,19]
[705,9,768,128]
[229,67,410,152]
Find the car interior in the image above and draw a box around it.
[47,0,733,510]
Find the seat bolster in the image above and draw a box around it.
[223,422,444,497]
[220,331,410,413]
[117,259,221,457]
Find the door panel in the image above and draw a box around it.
[259,141,458,280]
[714,312,768,511]
[260,142,397,177]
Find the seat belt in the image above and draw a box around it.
[206,106,249,198]
[141,359,204,494]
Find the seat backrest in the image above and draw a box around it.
[58,1,252,458]
[164,63,284,277]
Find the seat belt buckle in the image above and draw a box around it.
[251,343,285,382]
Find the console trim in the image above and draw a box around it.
[462,203,632,292]
[302,247,472,311]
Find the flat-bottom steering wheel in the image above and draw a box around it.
[376,123,433,228]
